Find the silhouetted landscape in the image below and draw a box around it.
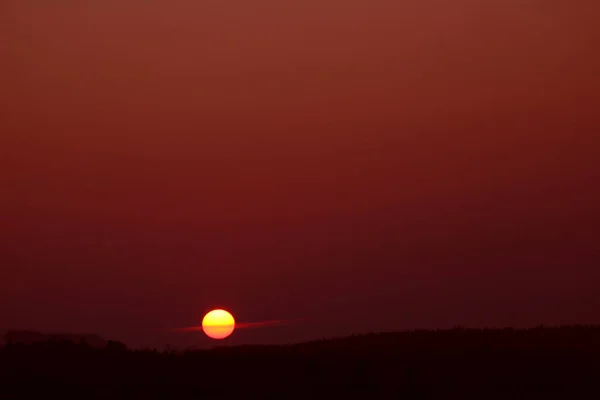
[3,1,599,399]
[2,325,600,398]
[4,330,107,347]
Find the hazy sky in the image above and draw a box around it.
[2,0,599,348]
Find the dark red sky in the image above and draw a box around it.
[2,0,599,348]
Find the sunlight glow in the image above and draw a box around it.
[202,309,235,339]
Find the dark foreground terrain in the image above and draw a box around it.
[2,326,600,399]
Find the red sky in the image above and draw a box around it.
[2,0,599,348]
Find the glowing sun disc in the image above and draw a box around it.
[202,309,235,339]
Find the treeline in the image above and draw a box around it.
[1,325,600,399]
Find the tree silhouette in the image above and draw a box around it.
[1,325,599,398]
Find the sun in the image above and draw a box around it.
[202,309,235,339]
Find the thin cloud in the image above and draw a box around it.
[236,318,306,329]
[171,318,306,333]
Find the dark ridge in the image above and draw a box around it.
[1,325,599,399]
[4,330,107,348]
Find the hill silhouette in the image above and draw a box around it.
[4,330,107,348]
[1,325,599,399]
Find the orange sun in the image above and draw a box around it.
[202,309,235,339]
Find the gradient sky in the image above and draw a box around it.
[2,0,599,348]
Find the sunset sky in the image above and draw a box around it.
[2,0,599,348]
